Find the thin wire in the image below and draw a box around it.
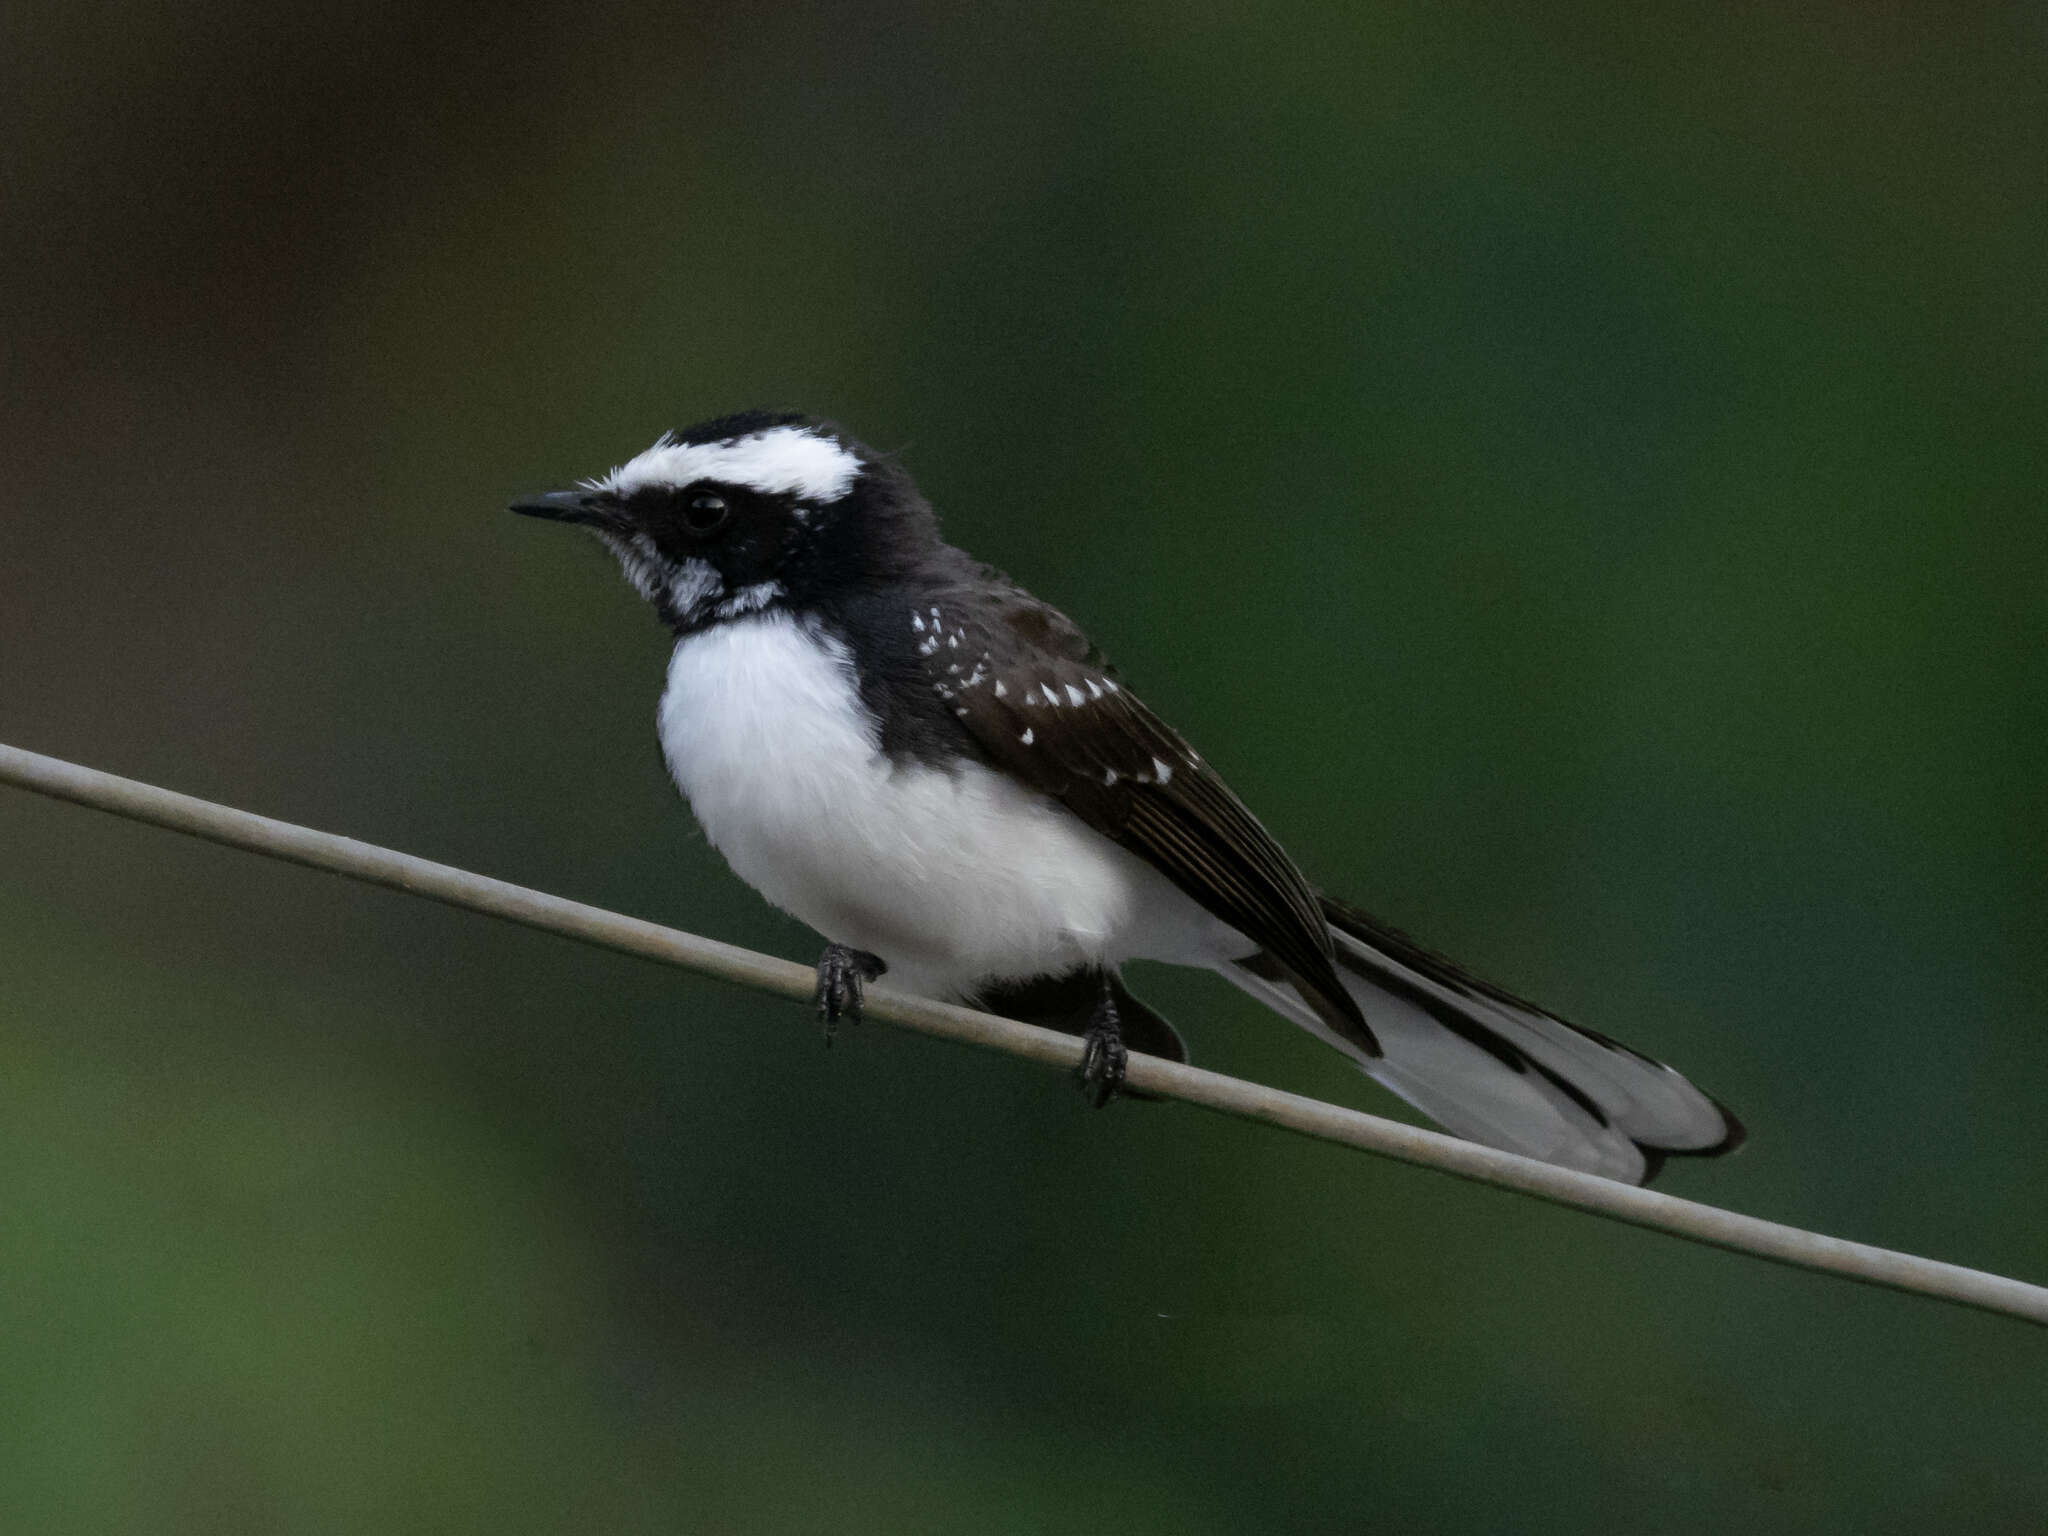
[3,738,2044,1328]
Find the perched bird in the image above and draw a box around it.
[513,411,1742,1184]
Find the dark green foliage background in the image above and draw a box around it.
[2,4,2043,1530]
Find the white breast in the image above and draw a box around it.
[656,613,1229,998]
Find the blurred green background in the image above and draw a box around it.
[3,3,2044,1531]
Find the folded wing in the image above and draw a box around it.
[917,582,1372,1049]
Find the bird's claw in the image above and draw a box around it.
[815,944,885,1043]
[1076,988,1128,1107]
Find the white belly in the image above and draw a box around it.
[656,613,1231,998]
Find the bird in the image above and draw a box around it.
[512,410,1742,1185]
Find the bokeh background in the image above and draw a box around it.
[3,3,2044,1531]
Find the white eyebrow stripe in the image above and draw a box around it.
[595,426,861,502]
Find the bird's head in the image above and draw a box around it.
[513,411,934,631]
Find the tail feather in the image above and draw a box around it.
[1217,897,1743,1186]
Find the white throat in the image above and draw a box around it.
[590,531,784,630]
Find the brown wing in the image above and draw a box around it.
[912,583,1374,1051]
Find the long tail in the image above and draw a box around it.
[1217,897,1743,1185]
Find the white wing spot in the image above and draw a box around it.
[1064,684,1086,707]
[1103,767,1118,785]
[911,614,924,632]
[1085,679,1104,699]
[1152,757,1174,784]
[1020,728,1035,745]
[993,680,1008,698]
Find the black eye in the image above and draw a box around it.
[682,492,730,534]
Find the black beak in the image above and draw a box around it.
[509,489,605,525]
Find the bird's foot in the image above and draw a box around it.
[815,944,886,1043]
[1075,983,1128,1108]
